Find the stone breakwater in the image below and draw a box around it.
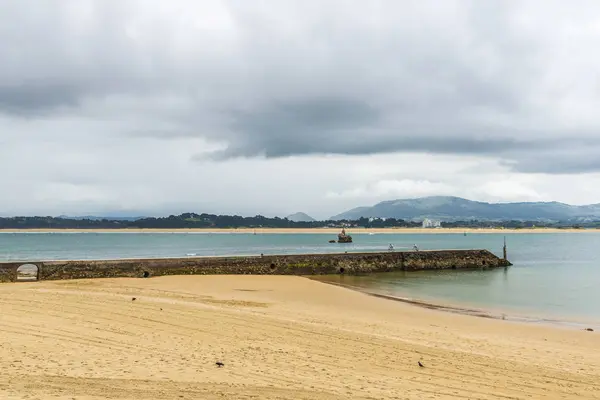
[0,250,511,283]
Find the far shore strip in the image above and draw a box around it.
[0,227,596,234]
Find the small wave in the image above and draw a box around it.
[185,253,197,256]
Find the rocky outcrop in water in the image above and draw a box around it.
[337,229,353,243]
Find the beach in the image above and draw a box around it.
[0,227,596,234]
[1,276,599,399]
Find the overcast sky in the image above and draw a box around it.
[2,0,600,219]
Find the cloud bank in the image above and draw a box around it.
[2,0,600,216]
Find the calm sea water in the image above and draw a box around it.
[1,231,599,326]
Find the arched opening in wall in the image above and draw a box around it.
[339,267,345,274]
[451,265,457,270]
[481,260,486,266]
[16,264,39,281]
[269,263,276,271]
[142,271,150,278]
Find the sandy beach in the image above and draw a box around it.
[0,227,596,234]
[1,276,599,399]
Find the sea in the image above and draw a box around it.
[1,231,599,328]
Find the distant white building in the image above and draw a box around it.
[422,218,441,228]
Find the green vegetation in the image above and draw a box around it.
[0,213,598,229]
[0,214,419,229]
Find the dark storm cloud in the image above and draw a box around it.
[203,97,380,158]
[500,138,600,174]
[202,96,530,160]
[205,136,525,160]
[2,0,600,174]
[510,158,600,174]
[0,83,81,115]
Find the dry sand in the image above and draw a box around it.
[1,276,600,399]
[0,227,596,234]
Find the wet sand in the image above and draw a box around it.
[1,275,599,399]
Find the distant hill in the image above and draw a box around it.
[286,212,316,222]
[330,196,600,222]
[57,215,145,221]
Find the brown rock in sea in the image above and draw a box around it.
[337,228,353,243]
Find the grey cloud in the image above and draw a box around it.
[508,158,600,174]
[0,83,81,115]
[499,139,600,174]
[2,0,600,175]
[203,115,531,161]
[203,97,380,158]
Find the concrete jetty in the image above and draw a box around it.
[0,249,511,283]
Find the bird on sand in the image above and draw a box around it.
[418,361,424,368]
[216,361,225,368]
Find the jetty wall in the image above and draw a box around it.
[0,250,511,283]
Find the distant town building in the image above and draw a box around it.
[422,218,441,228]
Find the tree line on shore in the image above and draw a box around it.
[0,213,595,229]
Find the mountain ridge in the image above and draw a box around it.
[286,212,316,222]
[330,196,600,222]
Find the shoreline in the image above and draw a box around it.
[2,274,599,399]
[0,227,597,234]
[313,278,600,331]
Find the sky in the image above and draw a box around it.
[2,0,600,219]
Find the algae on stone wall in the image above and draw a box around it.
[0,250,510,283]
